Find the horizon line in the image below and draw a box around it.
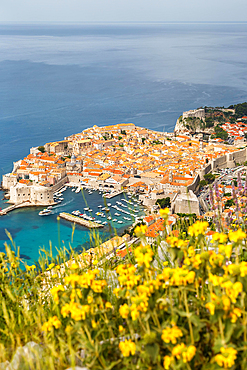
[1,21,247,25]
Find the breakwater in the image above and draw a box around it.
[59,212,103,228]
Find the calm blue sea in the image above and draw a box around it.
[1,22,247,262]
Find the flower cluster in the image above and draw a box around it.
[134,244,154,268]
[42,316,61,332]
[213,347,238,368]
[35,219,247,370]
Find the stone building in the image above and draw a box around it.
[171,190,200,216]
[9,183,54,205]
[182,108,205,120]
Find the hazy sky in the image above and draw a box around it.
[1,0,247,22]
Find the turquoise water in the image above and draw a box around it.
[0,188,145,264]
[1,23,247,260]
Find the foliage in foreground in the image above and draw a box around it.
[1,212,247,369]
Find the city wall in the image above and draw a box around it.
[197,148,247,180]
[187,174,200,193]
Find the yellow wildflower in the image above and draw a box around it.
[208,273,224,286]
[130,304,140,321]
[134,244,154,268]
[42,316,61,332]
[119,304,130,319]
[64,274,80,288]
[70,263,79,270]
[163,356,173,369]
[119,339,136,357]
[188,221,208,237]
[214,347,237,368]
[170,269,195,286]
[50,285,65,304]
[166,236,188,249]
[161,326,183,344]
[209,252,224,268]
[87,296,93,304]
[205,302,215,315]
[134,224,147,236]
[160,208,170,218]
[240,261,247,277]
[46,263,55,271]
[222,281,242,303]
[188,246,195,257]
[211,232,228,244]
[61,302,89,321]
[222,295,231,312]
[119,325,124,333]
[182,346,196,363]
[92,260,98,265]
[91,280,107,293]
[228,229,246,243]
[191,254,202,269]
[105,302,113,309]
[91,320,97,328]
[224,263,240,276]
[26,265,36,271]
[172,343,186,359]
[229,308,242,323]
[113,287,121,297]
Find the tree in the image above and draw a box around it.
[234,102,247,118]
[38,146,45,153]
[225,199,234,208]
[205,117,214,128]
[156,197,171,209]
[213,125,228,141]
[142,138,146,144]
[204,173,215,184]
[199,180,207,188]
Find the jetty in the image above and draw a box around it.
[0,200,32,216]
[103,190,124,199]
[59,212,103,228]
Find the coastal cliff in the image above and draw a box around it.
[174,116,189,134]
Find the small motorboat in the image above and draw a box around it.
[39,209,52,216]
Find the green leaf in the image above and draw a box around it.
[174,308,190,318]
[212,336,225,353]
[192,326,201,342]
[145,343,159,362]
[224,320,234,344]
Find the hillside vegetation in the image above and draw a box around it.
[1,208,247,369]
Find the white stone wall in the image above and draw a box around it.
[2,174,18,190]
[182,108,205,119]
[9,184,53,205]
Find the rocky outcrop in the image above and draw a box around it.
[174,118,190,135]
[0,342,88,370]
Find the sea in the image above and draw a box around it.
[1,22,247,263]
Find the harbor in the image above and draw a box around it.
[0,186,146,264]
